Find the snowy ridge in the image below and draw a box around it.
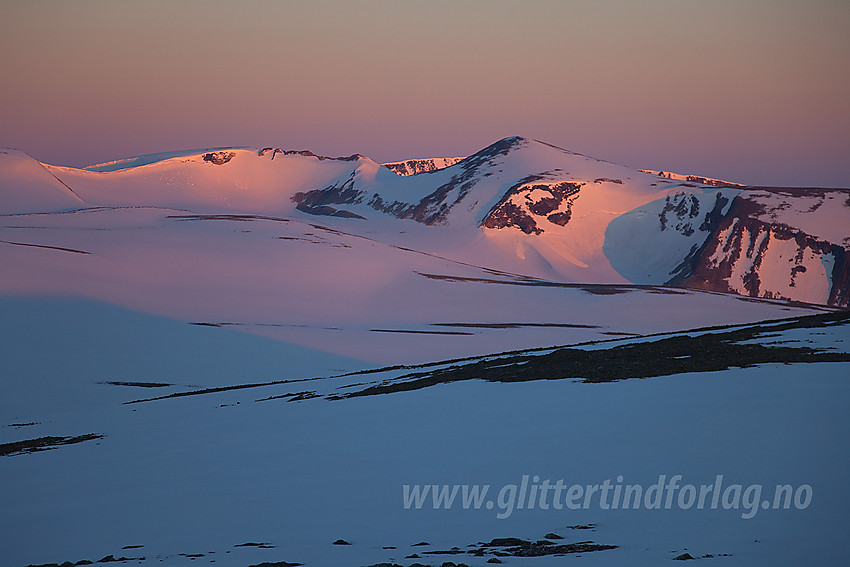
[2,136,848,306]
[640,168,746,188]
[382,156,465,176]
[0,149,85,212]
[82,147,246,172]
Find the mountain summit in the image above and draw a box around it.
[2,137,848,306]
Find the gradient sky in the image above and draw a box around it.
[2,0,849,186]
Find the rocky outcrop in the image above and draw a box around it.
[678,191,850,307]
[291,172,367,219]
[382,157,464,176]
[258,147,364,161]
[480,176,583,234]
[202,151,235,165]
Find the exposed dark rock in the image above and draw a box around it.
[423,547,464,555]
[506,541,617,556]
[699,192,731,232]
[202,151,235,165]
[12,561,89,567]
[103,381,172,388]
[658,192,701,235]
[679,191,850,306]
[167,213,292,223]
[295,173,363,206]
[383,158,463,176]
[547,211,571,225]
[294,203,366,219]
[1,434,104,457]
[685,175,745,188]
[475,537,615,557]
[334,310,850,398]
[665,192,734,284]
[486,538,530,547]
[674,552,695,560]
[432,322,598,330]
[544,532,563,539]
[481,176,582,234]
[259,148,364,161]
[481,201,541,234]
[333,539,351,545]
[527,196,560,216]
[0,239,90,255]
[292,172,367,220]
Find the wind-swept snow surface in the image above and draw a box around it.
[0,205,827,364]
[1,299,848,566]
[1,136,849,566]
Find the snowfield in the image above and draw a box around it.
[1,137,849,566]
[1,298,848,567]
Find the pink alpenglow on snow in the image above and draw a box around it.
[2,136,847,363]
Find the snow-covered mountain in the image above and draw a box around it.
[2,136,847,307]
[3,137,850,567]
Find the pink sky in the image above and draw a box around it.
[2,0,848,187]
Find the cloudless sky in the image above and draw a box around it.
[2,0,848,186]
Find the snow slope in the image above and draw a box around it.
[43,148,375,215]
[1,298,847,567]
[0,149,84,213]
[82,147,247,172]
[0,205,825,365]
